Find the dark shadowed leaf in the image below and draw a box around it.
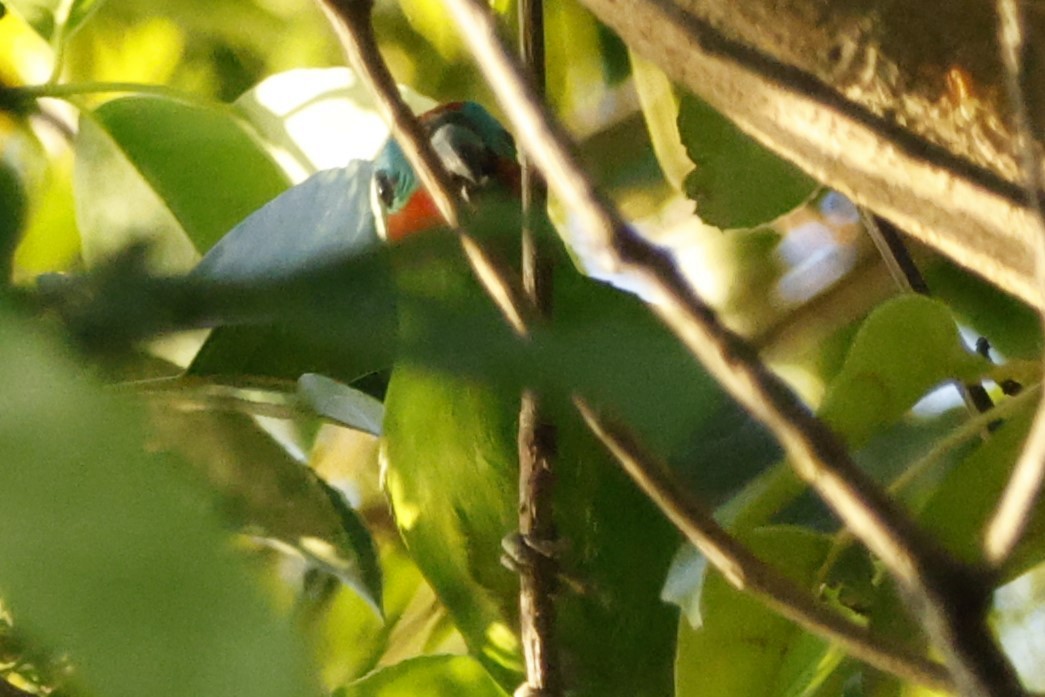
[678,94,817,229]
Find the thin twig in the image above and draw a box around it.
[316,0,530,337]
[515,0,561,693]
[574,400,952,692]
[984,0,1045,569]
[859,211,995,416]
[436,0,1024,693]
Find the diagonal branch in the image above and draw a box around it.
[575,400,952,691]
[435,0,1024,693]
[316,0,530,336]
[983,0,1045,569]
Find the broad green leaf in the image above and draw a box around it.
[678,94,817,228]
[298,373,384,435]
[6,0,102,40]
[148,406,383,614]
[338,655,509,697]
[918,406,1037,570]
[75,96,289,271]
[235,67,435,181]
[0,306,319,697]
[721,295,988,534]
[675,527,836,697]
[819,294,988,448]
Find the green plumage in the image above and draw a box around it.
[381,232,713,695]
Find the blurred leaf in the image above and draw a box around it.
[678,94,817,228]
[819,294,988,448]
[13,150,79,280]
[149,406,383,614]
[298,373,384,435]
[337,655,509,697]
[0,306,319,697]
[303,543,435,689]
[235,67,435,181]
[74,95,289,270]
[630,51,689,190]
[7,0,103,41]
[675,527,836,697]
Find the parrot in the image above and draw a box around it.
[373,101,777,695]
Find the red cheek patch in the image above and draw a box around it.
[387,189,443,242]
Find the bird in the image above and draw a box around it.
[372,101,773,696]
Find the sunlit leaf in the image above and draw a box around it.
[6,0,103,41]
[0,307,319,697]
[74,95,289,270]
[678,94,817,228]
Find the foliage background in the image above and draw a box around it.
[1,0,1044,695]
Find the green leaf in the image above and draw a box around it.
[675,527,838,697]
[298,373,384,435]
[925,258,1044,359]
[678,94,817,228]
[75,96,290,271]
[6,0,102,40]
[338,655,509,697]
[148,406,383,614]
[819,294,988,448]
[0,306,319,697]
[722,295,988,533]
[918,405,1037,570]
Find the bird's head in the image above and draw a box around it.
[372,101,520,242]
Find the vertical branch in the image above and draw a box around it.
[984,0,1045,567]
[516,0,561,694]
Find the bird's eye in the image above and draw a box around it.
[375,171,396,209]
